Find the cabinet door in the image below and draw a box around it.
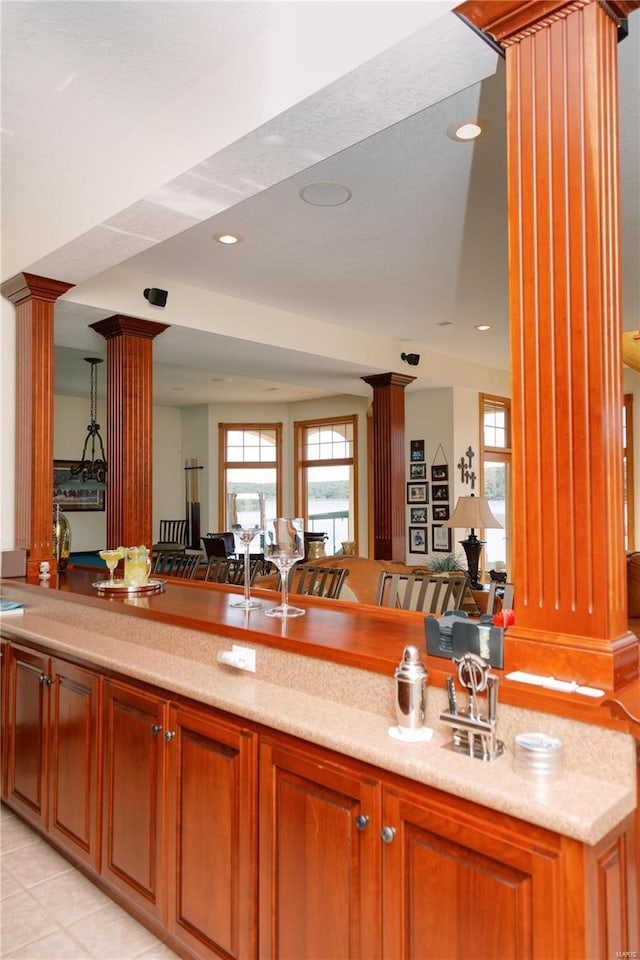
[1,638,8,799]
[5,644,50,828]
[166,702,258,959]
[259,736,381,960]
[102,678,167,922]
[382,784,567,960]
[49,658,101,869]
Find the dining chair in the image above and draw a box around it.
[277,564,350,600]
[203,557,264,585]
[157,519,188,546]
[203,532,236,558]
[152,552,200,579]
[375,571,467,614]
[485,581,514,616]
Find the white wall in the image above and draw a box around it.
[0,298,15,551]
[152,406,184,543]
[54,395,108,552]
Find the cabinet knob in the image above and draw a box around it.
[163,730,176,742]
[381,826,396,844]
[151,724,163,736]
[355,814,370,831]
[45,677,54,686]
[38,673,46,684]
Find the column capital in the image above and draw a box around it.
[455,0,639,48]
[362,372,416,390]
[91,315,169,341]
[1,272,73,305]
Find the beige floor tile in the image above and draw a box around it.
[0,819,43,855]
[67,903,166,959]
[1,868,22,901]
[4,927,92,959]
[2,840,72,889]
[0,889,59,954]
[135,942,181,959]
[27,869,114,926]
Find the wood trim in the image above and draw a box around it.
[91,315,168,549]
[361,373,415,560]
[456,0,639,47]
[1,274,74,576]
[456,0,639,689]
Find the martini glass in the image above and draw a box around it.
[227,492,265,609]
[263,518,305,618]
[99,548,122,585]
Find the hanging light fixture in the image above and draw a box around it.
[69,357,107,487]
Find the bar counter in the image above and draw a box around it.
[0,570,636,845]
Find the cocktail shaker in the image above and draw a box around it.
[394,646,428,730]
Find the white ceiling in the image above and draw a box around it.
[2,2,638,406]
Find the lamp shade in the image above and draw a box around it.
[443,496,502,530]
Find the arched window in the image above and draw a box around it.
[294,416,358,556]
[219,423,282,527]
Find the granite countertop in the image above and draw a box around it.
[1,582,636,845]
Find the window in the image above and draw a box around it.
[294,416,358,556]
[624,394,635,551]
[479,394,511,576]
[219,424,282,527]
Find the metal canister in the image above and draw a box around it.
[394,646,428,730]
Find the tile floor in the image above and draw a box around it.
[0,804,180,959]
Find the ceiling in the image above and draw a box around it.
[2,2,638,406]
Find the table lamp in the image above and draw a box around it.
[443,495,502,589]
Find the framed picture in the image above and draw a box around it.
[407,482,428,504]
[410,439,425,462]
[409,506,428,524]
[432,504,450,522]
[432,525,452,552]
[53,460,105,512]
[409,526,428,553]
[432,483,449,502]
[409,462,427,480]
[431,464,449,482]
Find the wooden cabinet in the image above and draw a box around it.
[166,701,258,959]
[259,736,381,960]
[102,678,167,920]
[102,678,258,956]
[260,733,584,960]
[4,643,101,869]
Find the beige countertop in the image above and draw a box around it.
[1,581,635,845]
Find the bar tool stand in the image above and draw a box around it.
[440,652,504,761]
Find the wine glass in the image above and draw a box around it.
[99,548,122,585]
[263,517,305,619]
[227,492,265,609]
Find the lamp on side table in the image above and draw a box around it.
[443,495,502,590]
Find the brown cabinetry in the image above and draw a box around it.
[4,643,101,869]
[102,677,258,957]
[260,733,592,960]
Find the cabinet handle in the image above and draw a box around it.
[38,673,46,684]
[45,677,54,686]
[151,724,163,736]
[163,730,176,742]
[381,826,396,844]
[355,814,370,831]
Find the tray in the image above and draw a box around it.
[92,578,165,596]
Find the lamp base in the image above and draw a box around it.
[460,536,485,591]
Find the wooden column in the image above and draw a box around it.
[456,0,640,689]
[91,316,168,550]
[1,273,72,577]
[362,373,415,560]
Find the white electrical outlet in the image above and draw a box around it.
[216,644,256,672]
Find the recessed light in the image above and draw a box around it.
[299,182,352,206]
[447,121,484,142]
[214,233,241,245]
[475,324,491,332]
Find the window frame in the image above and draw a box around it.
[294,414,358,555]
[218,422,283,528]
[479,393,512,575]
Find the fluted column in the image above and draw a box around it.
[1,273,72,576]
[456,0,640,689]
[362,373,415,559]
[91,316,168,550]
